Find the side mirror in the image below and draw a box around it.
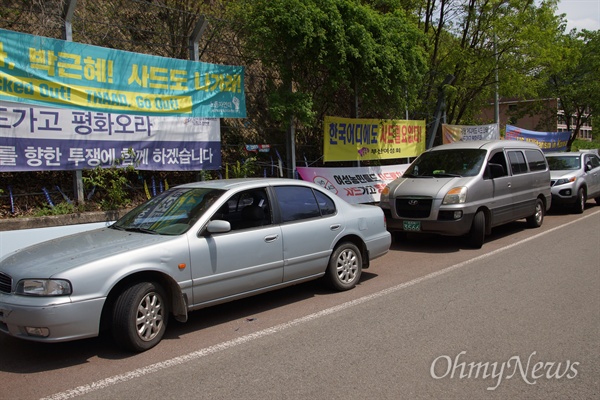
[205,220,231,234]
[487,163,505,179]
[585,162,593,172]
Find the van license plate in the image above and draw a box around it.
[403,221,421,231]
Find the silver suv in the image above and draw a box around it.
[546,151,600,213]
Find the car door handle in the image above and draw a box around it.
[264,234,279,243]
[330,224,341,231]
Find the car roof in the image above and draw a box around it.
[430,139,542,152]
[175,178,317,191]
[545,152,583,157]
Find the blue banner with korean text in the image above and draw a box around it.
[0,29,245,118]
[0,100,220,171]
[505,125,570,152]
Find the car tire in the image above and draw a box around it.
[572,188,586,214]
[468,211,485,249]
[112,281,169,352]
[595,196,600,205]
[326,242,362,291]
[526,198,545,228]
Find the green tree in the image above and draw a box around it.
[545,29,599,149]
[412,0,564,139]
[232,0,427,167]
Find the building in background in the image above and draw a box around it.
[479,98,593,140]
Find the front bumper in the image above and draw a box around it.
[550,184,577,205]
[382,208,475,236]
[0,294,105,342]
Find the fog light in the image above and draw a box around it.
[25,327,50,337]
[453,211,463,220]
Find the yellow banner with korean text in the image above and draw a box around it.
[323,116,426,162]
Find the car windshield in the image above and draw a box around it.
[547,156,580,171]
[111,187,225,235]
[403,149,486,178]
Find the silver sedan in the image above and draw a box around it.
[0,178,391,351]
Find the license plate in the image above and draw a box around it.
[403,220,421,232]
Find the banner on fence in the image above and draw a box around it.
[442,123,499,143]
[505,125,571,152]
[0,100,221,171]
[0,28,245,118]
[296,164,410,204]
[323,116,426,162]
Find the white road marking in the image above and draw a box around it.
[41,210,599,400]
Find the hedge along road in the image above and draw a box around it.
[0,206,598,400]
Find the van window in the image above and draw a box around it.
[403,149,486,177]
[487,151,508,178]
[508,151,528,175]
[525,150,547,171]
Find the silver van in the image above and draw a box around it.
[379,140,551,248]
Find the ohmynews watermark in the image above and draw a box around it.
[430,351,579,391]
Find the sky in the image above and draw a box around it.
[556,0,600,31]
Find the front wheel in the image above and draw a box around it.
[468,211,485,249]
[526,198,545,228]
[572,188,585,214]
[112,281,169,352]
[326,242,362,291]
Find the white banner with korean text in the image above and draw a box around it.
[296,164,411,204]
[0,100,220,171]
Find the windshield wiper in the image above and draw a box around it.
[403,173,433,178]
[433,173,462,177]
[123,227,158,235]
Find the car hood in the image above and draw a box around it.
[390,176,464,198]
[550,170,579,179]
[0,228,173,278]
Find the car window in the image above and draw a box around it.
[507,151,528,175]
[547,156,580,170]
[215,188,272,230]
[403,149,486,177]
[486,151,508,178]
[525,150,547,171]
[113,188,225,235]
[314,189,336,216]
[274,186,331,222]
[584,154,600,169]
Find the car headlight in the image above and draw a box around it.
[443,187,467,204]
[16,279,72,296]
[554,177,576,186]
[380,186,390,203]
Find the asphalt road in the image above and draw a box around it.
[1,204,598,400]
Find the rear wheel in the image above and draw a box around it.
[326,242,362,291]
[468,211,485,249]
[112,281,169,352]
[572,188,586,214]
[526,198,545,227]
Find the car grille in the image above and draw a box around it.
[395,198,432,218]
[0,272,12,293]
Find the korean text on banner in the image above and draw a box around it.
[0,100,221,171]
[0,28,245,118]
[505,125,570,152]
[442,123,499,143]
[323,116,426,162]
[297,164,410,204]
